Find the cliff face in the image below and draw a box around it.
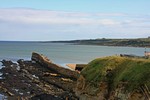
[76,75,108,100]
[75,56,150,100]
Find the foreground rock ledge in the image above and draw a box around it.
[31,52,79,80]
[0,52,80,100]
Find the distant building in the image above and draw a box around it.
[145,51,150,58]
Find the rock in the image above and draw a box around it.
[31,52,79,80]
[0,54,79,99]
[1,60,14,66]
[31,93,62,100]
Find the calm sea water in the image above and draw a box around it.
[0,41,149,68]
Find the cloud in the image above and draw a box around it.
[0,8,121,25]
[0,8,150,40]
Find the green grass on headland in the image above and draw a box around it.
[51,37,150,47]
[81,56,150,91]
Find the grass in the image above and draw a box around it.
[81,56,150,91]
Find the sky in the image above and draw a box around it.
[0,0,150,41]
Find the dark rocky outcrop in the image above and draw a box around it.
[31,52,79,80]
[0,52,79,99]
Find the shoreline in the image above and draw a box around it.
[1,40,150,48]
[71,43,150,48]
[0,52,150,99]
[0,52,80,99]
[0,56,88,70]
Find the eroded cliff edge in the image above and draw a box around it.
[75,56,150,100]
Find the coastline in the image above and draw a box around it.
[0,52,79,99]
[0,52,150,99]
[72,43,150,48]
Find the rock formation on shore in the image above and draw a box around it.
[31,52,79,80]
[0,52,79,100]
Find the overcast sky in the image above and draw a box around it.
[0,0,150,41]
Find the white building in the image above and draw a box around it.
[145,51,150,57]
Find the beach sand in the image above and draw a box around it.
[66,64,76,70]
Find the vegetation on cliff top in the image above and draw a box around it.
[51,37,150,47]
[81,56,150,91]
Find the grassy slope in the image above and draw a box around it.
[51,38,150,47]
[81,56,150,91]
[78,38,150,47]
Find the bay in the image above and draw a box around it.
[0,41,149,68]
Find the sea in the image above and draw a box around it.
[0,41,150,69]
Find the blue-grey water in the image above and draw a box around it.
[0,41,149,68]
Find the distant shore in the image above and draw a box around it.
[50,37,150,48]
[1,37,150,48]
